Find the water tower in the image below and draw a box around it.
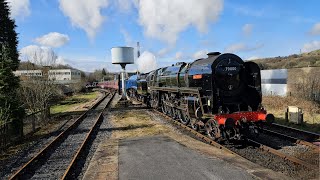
[111,47,134,99]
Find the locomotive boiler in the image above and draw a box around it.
[141,52,274,141]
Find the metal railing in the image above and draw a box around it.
[0,110,44,151]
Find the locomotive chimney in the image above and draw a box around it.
[207,52,221,57]
[137,42,141,58]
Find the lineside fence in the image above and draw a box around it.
[0,110,44,152]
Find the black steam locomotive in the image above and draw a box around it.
[135,52,274,141]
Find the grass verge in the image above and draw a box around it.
[50,91,100,114]
[110,110,170,139]
[263,95,320,133]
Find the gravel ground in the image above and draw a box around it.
[252,132,319,167]
[0,115,78,179]
[74,95,118,179]
[146,109,319,180]
[0,94,110,179]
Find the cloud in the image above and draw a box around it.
[157,47,172,58]
[193,50,208,59]
[55,56,67,65]
[230,4,264,17]
[120,28,134,46]
[175,52,183,60]
[137,0,223,44]
[309,22,320,36]
[290,16,315,24]
[59,0,109,39]
[116,0,136,12]
[34,32,70,48]
[247,56,260,60]
[6,0,30,18]
[19,45,58,66]
[136,51,157,73]
[224,43,263,53]
[242,24,253,36]
[302,40,320,53]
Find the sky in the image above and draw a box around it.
[6,0,320,73]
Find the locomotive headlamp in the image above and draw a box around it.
[193,74,202,79]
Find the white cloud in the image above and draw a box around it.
[20,45,58,66]
[157,47,172,58]
[55,56,67,65]
[224,43,263,53]
[230,4,264,17]
[193,50,208,59]
[175,52,183,60]
[116,0,136,12]
[247,56,260,60]
[59,0,109,39]
[137,0,223,44]
[136,51,157,73]
[302,40,320,53]
[309,22,320,36]
[34,32,70,48]
[120,28,134,46]
[242,24,253,36]
[6,0,30,18]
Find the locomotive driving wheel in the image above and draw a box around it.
[190,119,199,131]
[180,111,190,125]
[152,96,159,109]
[205,119,220,140]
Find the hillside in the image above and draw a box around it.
[251,49,320,70]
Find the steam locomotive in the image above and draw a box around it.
[135,52,274,141]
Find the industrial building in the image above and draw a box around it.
[261,69,288,96]
[48,69,81,84]
[13,69,81,84]
[13,70,43,77]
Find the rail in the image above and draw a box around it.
[9,92,113,179]
[152,107,319,171]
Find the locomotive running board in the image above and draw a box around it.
[149,86,202,94]
[149,86,205,116]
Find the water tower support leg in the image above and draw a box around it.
[121,67,126,100]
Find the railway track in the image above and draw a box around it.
[262,128,319,149]
[266,123,320,143]
[143,104,319,178]
[9,92,114,179]
[153,110,318,170]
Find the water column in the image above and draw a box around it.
[111,47,134,100]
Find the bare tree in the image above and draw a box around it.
[18,51,61,127]
[29,47,57,67]
[20,79,58,115]
[289,67,320,102]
